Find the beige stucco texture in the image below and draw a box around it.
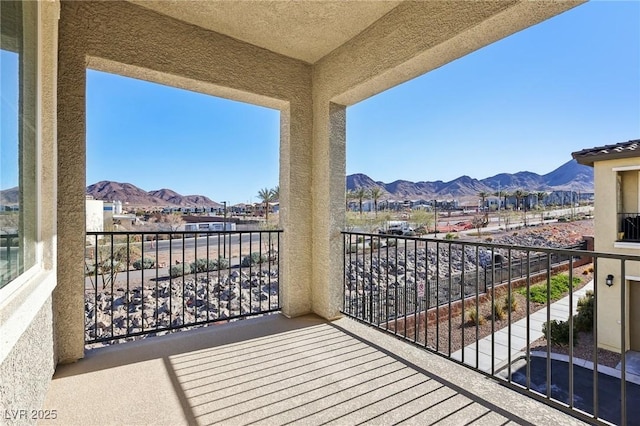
[54,0,585,361]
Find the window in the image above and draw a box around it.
[0,1,38,289]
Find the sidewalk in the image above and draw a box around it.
[451,280,594,373]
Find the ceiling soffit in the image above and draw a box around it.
[128,0,402,64]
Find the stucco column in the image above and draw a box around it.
[53,1,86,363]
[279,99,314,317]
[310,101,346,320]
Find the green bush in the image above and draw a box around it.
[518,274,581,304]
[444,233,458,240]
[169,263,192,278]
[133,257,155,270]
[542,319,577,346]
[241,252,268,267]
[575,290,594,332]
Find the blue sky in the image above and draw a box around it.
[85,1,638,203]
[2,2,637,205]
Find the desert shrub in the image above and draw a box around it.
[133,257,155,270]
[190,258,217,273]
[348,243,360,253]
[444,233,458,240]
[215,257,230,269]
[504,293,518,312]
[485,237,493,242]
[575,290,594,332]
[170,263,191,278]
[241,252,268,267]
[190,257,230,272]
[414,226,427,236]
[493,302,506,321]
[466,306,485,325]
[100,260,126,273]
[542,319,577,346]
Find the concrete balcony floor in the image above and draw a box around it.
[41,314,586,425]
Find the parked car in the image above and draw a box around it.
[378,221,415,236]
[454,221,474,230]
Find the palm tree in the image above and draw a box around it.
[513,189,531,225]
[498,190,511,211]
[478,191,489,212]
[354,188,367,215]
[536,191,546,209]
[536,191,547,224]
[345,190,355,211]
[257,187,275,222]
[513,189,525,211]
[271,185,280,201]
[369,187,384,216]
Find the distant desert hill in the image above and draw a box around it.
[0,159,594,208]
[86,181,221,208]
[346,159,593,199]
[0,186,19,206]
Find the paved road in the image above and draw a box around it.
[84,231,279,289]
[87,232,276,255]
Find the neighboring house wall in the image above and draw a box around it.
[593,159,640,352]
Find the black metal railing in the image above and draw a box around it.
[1,233,19,287]
[618,213,640,242]
[84,229,282,345]
[342,231,640,425]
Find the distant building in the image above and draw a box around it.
[85,197,105,233]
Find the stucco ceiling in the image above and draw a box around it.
[127,0,402,64]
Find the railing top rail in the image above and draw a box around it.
[87,229,283,236]
[342,230,637,262]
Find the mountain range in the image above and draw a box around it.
[85,181,222,208]
[0,159,593,208]
[346,159,593,200]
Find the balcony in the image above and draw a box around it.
[41,314,582,425]
[40,230,638,425]
[618,213,640,242]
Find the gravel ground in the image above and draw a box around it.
[470,218,594,247]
